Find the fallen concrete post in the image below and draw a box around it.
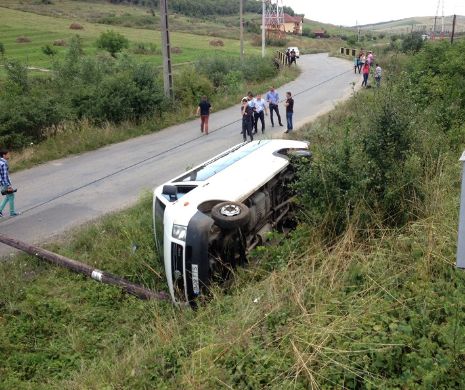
[0,233,168,301]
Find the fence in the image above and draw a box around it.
[340,47,357,57]
[276,50,286,66]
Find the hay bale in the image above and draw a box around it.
[16,36,31,43]
[53,39,66,47]
[69,23,83,30]
[171,46,182,54]
[209,39,224,47]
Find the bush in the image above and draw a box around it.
[4,60,29,93]
[401,32,424,53]
[96,30,129,57]
[0,91,69,147]
[295,76,425,234]
[174,66,214,105]
[42,45,57,57]
[132,42,159,55]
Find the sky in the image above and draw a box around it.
[284,0,465,26]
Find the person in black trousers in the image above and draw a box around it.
[265,86,283,127]
[241,98,254,142]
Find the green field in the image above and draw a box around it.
[0,5,258,69]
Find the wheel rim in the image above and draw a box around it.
[220,204,241,217]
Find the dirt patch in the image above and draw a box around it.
[16,36,31,43]
[53,39,67,46]
[209,39,224,47]
[69,22,84,30]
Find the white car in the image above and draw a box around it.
[153,140,310,305]
[287,46,300,58]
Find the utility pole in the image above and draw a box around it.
[451,14,457,44]
[261,0,266,57]
[240,0,244,61]
[160,0,173,98]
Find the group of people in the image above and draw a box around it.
[354,49,382,88]
[197,86,294,143]
[241,87,294,142]
[285,48,297,66]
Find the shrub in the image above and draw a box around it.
[96,30,129,57]
[42,45,57,57]
[4,60,29,93]
[296,76,426,235]
[239,55,277,82]
[132,42,159,55]
[222,70,243,94]
[401,32,424,53]
[0,42,4,57]
[174,66,214,105]
[0,91,69,147]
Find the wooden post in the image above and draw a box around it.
[0,234,168,301]
[240,0,244,61]
[451,14,457,44]
[160,0,173,98]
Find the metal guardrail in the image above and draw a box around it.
[340,47,357,57]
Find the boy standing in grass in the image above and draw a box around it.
[0,149,20,217]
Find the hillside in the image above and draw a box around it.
[359,14,465,34]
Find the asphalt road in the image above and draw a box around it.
[0,53,359,256]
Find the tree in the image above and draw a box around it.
[96,30,129,58]
[401,32,424,53]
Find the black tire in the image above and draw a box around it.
[211,201,250,230]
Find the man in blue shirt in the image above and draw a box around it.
[265,86,283,128]
[0,149,20,217]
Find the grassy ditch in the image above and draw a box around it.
[3,39,465,389]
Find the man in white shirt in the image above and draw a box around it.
[252,93,267,134]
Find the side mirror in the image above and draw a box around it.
[162,185,178,201]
